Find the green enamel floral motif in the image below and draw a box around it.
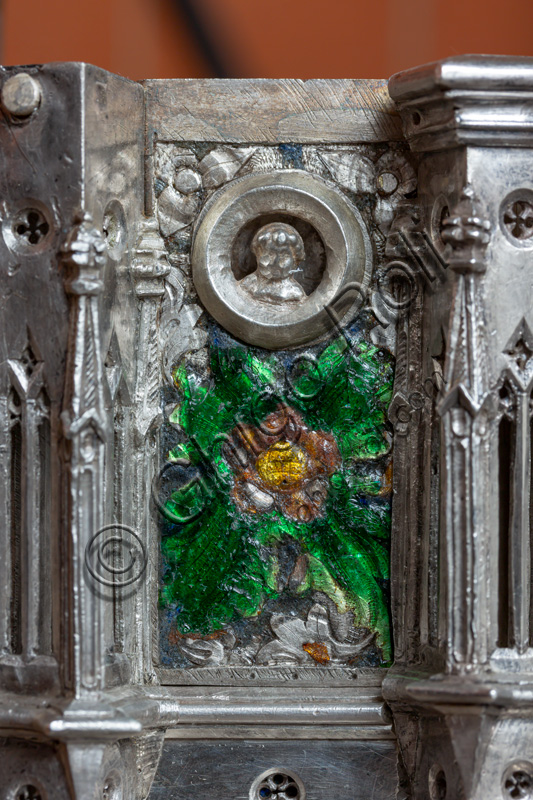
[160,324,394,664]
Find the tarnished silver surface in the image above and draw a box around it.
[150,740,398,800]
[384,54,533,800]
[3,54,533,800]
[143,78,402,147]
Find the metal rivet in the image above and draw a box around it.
[1,73,41,117]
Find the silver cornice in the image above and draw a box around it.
[389,55,533,150]
[0,686,390,737]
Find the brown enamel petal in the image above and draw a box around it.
[302,641,331,664]
[299,429,342,475]
[281,487,324,523]
[257,405,314,446]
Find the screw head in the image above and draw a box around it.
[2,73,41,117]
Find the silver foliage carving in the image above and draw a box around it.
[256,604,375,666]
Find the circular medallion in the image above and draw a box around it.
[191,170,372,349]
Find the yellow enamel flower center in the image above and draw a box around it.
[256,441,307,488]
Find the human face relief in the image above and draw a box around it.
[256,235,295,282]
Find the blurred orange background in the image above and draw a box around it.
[3,0,533,80]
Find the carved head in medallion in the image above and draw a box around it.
[240,221,306,304]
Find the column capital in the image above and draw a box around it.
[389,55,533,151]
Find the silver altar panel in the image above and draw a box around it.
[2,55,533,800]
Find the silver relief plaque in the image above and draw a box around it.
[154,139,415,683]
